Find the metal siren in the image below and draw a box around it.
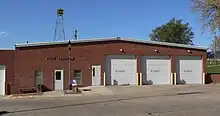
[57,8,64,16]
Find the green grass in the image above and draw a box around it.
[207,65,220,73]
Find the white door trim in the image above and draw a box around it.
[92,65,101,86]
[54,69,64,90]
[0,65,6,95]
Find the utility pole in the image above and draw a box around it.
[68,40,72,90]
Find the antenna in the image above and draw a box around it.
[54,8,65,41]
[73,29,78,40]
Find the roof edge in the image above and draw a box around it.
[120,38,207,50]
[0,48,15,50]
[15,37,207,50]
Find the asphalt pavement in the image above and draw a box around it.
[1,84,220,116]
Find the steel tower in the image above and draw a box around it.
[54,8,65,41]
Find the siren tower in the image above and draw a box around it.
[54,8,65,41]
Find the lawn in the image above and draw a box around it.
[207,65,220,73]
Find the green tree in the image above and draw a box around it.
[149,18,194,45]
[191,0,220,34]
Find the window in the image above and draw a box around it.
[92,67,95,77]
[74,70,82,85]
[34,70,43,86]
[55,71,61,80]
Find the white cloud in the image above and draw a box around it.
[0,32,8,36]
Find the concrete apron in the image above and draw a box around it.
[2,84,220,99]
[82,84,220,97]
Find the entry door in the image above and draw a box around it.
[0,65,5,95]
[92,65,101,86]
[54,70,64,90]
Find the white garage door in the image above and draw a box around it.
[105,55,137,85]
[0,65,5,95]
[175,56,203,84]
[141,56,171,85]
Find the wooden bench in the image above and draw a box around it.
[19,87,37,94]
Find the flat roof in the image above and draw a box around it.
[15,37,207,50]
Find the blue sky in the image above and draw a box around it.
[0,0,214,48]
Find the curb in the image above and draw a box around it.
[5,93,83,99]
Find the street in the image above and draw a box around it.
[1,89,220,116]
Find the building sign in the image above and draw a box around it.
[46,56,75,61]
[183,70,193,72]
[116,70,126,72]
[150,69,160,72]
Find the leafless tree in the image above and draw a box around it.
[210,36,220,52]
[191,0,220,34]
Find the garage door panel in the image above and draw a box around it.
[111,59,136,73]
[141,56,171,85]
[105,55,137,85]
[176,56,202,84]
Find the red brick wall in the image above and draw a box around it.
[13,41,207,93]
[0,50,15,94]
[206,73,220,84]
